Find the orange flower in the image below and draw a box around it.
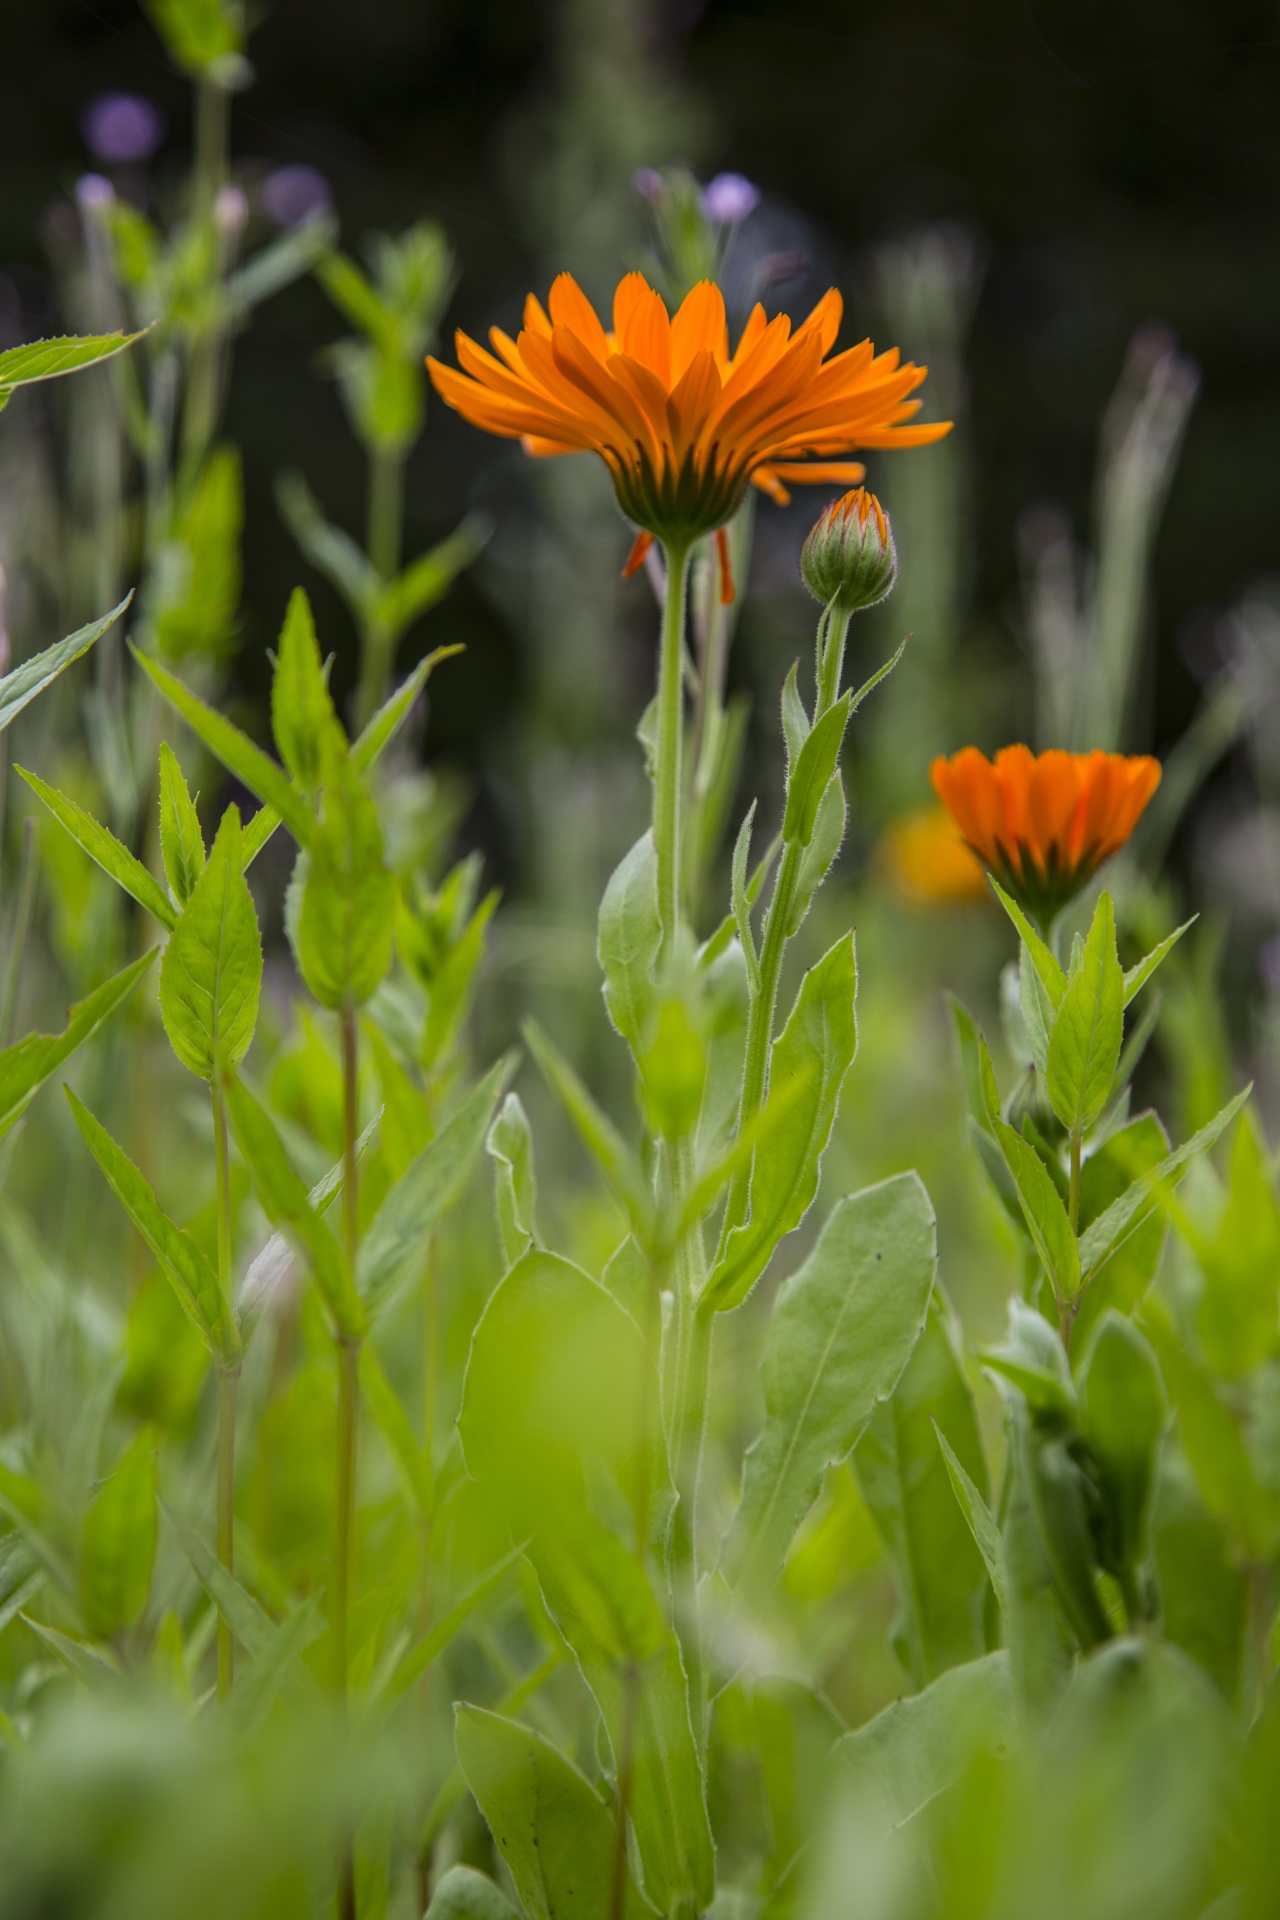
[931,746,1161,923]
[882,806,988,906]
[427,272,950,560]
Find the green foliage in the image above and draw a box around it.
[0,951,153,1138]
[81,1429,157,1639]
[0,597,131,731]
[0,333,143,403]
[149,446,243,662]
[159,807,261,1079]
[1045,891,1125,1133]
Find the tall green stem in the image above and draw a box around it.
[654,540,693,951]
[336,1004,361,1920]
[357,444,406,729]
[720,602,851,1245]
[212,1081,237,1700]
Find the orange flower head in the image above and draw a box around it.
[801,486,897,613]
[427,272,950,550]
[930,746,1161,924]
[881,805,989,907]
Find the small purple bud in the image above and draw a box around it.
[632,167,664,203]
[81,93,166,166]
[214,184,249,238]
[261,164,332,230]
[701,172,761,225]
[75,173,116,214]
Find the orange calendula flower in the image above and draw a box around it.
[930,746,1162,924]
[882,806,988,906]
[427,272,950,557]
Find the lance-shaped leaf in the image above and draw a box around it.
[1123,916,1196,1007]
[131,646,314,847]
[0,595,131,732]
[487,1092,539,1267]
[159,807,262,1080]
[935,1423,1009,1623]
[854,1292,990,1685]
[723,1174,936,1596]
[17,767,177,930]
[0,331,143,392]
[1078,1087,1251,1284]
[782,690,851,847]
[157,742,205,907]
[523,1020,653,1241]
[223,1073,364,1339]
[704,932,858,1312]
[990,878,1064,1009]
[374,517,490,642]
[388,1548,527,1698]
[270,586,344,794]
[1079,1311,1166,1577]
[359,1060,507,1316]
[455,1707,650,1920]
[995,1120,1081,1302]
[66,1088,237,1363]
[350,643,464,774]
[0,949,153,1140]
[1045,891,1125,1133]
[295,756,395,1009]
[785,772,846,939]
[160,1499,282,1660]
[598,829,661,1053]
[81,1427,157,1640]
[360,1345,432,1518]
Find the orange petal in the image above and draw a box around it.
[622,528,655,578]
[614,273,672,384]
[547,273,610,360]
[715,526,735,605]
[671,281,729,382]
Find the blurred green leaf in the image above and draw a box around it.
[455,1706,650,1920]
[296,757,395,1009]
[426,1866,519,1920]
[0,596,131,733]
[724,1174,936,1596]
[983,1299,1076,1423]
[1123,916,1196,1007]
[1079,1311,1166,1585]
[66,1087,236,1363]
[936,1423,1009,1624]
[855,1292,990,1684]
[270,587,343,794]
[81,1429,157,1640]
[159,807,261,1080]
[1079,1087,1250,1284]
[1188,1107,1280,1377]
[157,743,205,907]
[1046,891,1125,1133]
[374,517,489,642]
[146,0,245,77]
[0,949,154,1140]
[598,830,661,1055]
[523,1019,653,1241]
[351,644,463,774]
[706,932,858,1311]
[834,1650,1014,1836]
[17,767,177,931]
[487,1092,539,1268]
[1073,1112,1169,1353]
[996,1121,1081,1303]
[150,446,242,663]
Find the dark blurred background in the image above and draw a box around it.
[5,0,1280,896]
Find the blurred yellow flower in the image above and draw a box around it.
[882,804,989,906]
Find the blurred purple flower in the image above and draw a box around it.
[702,172,760,224]
[262,165,332,229]
[215,184,249,238]
[81,93,165,165]
[633,168,664,203]
[75,174,116,214]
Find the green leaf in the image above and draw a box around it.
[145,0,244,75]
[66,1088,236,1363]
[782,691,851,846]
[1190,1106,1280,1377]
[160,1499,278,1659]
[995,1121,1081,1302]
[360,1344,432,1518]
[832,1651,1013,1837]
[388,1549,527,1698]
[0,596,130,733]
[81,1428,157,1639]
[131,646,314,848]
[157,743,205,906]
[20,1616,120,1681]
[228,1594,325,1736]
[296,757,395,1009]
[0,949,154,1140]
[730,804,761,992]
[523,1019,653,1241]
[276,471,379,623]
[598,830,661,1053]
[1078,1087,1251,1284]
[1002,1401,1073,1712]
[350,644,463,774]
[0,332,143,390]
[426,1866,519,1920]
[1123,916,1196,1007]
[935,1423,1009,1624]
[1045,891,1125,1132]
[1078,1311,1166,1578]
[241,804,281,867]
[854,1292,990,1684]
[455,1706,650,1920]
[270,586,343,793]
[723,1173,936,1596]
[705,931,858,1312]
[1023,1424,1112,1649]
[359,1061,507,1316]
[487,1092,539,1267]
[374,516,489,642]
[159,807,262,1080]
[948,995,1001,1137]
[17,766,177,931]
[223,1073,364,1339]
[982,1298,1075,1422]
[1073,1112,1170,1354]
[1020,940,1056,1079]
[150,445,242,664]
[990,878,1065,1008]
[785,771,846,939]
[780,660,810,770]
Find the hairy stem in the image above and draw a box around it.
[337,1004,361,1920]
[654,539,693,952]
[212,1079,237,1701]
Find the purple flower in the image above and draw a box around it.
[632,168,664,203]
[81,93,165,165]
[701,172,761,225]
[75,174,116,214]
[262,165,332,230]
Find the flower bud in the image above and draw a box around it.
[800,487,897,613]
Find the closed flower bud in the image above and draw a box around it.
[800,487,897,613]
